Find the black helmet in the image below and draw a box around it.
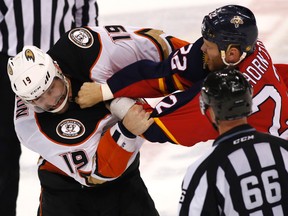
[200,68,253,121]
[201,5,258,54]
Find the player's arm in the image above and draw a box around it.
[76,37,208,108]
[106,37,207,96]
[141,82,218,146]
[89,104,153,183]
[133,27,190,60]
[108,84,218,147]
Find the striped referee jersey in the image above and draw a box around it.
[179,124,288,216]
[0,0,98,56]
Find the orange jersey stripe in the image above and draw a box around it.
[96,130,133,178]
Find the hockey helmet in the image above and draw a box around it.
[7,46,69,113]
[201,5,258,55]
[200,68,252,121]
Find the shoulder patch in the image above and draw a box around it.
[68,28,94,48]
[56,118,85,139]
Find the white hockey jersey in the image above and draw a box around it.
[13,25,187,186]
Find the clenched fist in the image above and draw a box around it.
[76,82,103,108]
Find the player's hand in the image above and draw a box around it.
[76,82,103,108]
[122,104,154,135]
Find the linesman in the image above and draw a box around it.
[0,1,98,215]
[179,68,288,215]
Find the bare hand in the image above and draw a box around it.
[76,82,103,108]
[122,104,154,135]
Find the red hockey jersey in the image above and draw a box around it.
[106,38,288,146]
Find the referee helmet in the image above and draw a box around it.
[200,68,253,121]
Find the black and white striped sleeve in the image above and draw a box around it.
[0,0,99,56]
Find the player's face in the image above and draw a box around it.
[201,39,225,72]
[31,77,69,114]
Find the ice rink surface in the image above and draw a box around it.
[17,0,288,215]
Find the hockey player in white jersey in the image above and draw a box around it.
[7,26,187,216]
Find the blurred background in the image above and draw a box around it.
[17,0,288,215]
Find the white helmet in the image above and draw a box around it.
[7,46,69,113]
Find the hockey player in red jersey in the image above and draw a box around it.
[76,5,288,146]
[7,26,188,216]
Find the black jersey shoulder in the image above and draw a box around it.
[47,27,101,82]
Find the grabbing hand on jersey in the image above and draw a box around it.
[122,104,154,135]
[76,82,104,108]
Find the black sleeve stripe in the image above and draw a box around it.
[13,0,24,52]
[32,0,41,48]
[112,129,121,142]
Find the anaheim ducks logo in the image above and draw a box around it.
[25,49,35,61]
[56,118,85,139]
[68,28,94,48]
[230,16,244,28]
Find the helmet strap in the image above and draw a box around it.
[49,76,70,113]
[48,89,69,113]
[220,50,247,66]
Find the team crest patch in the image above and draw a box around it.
[24,49,35,61]
[230,16,244,28]
[56,119,85,139]
[68,28,94,48]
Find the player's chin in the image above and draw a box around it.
[204,59,213,71]
[205,62,214,72]
[55,102,70,114]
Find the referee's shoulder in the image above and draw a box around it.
[255,131,288,146]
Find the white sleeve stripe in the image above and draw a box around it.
[110,123,136,152]
[101,83,114,101]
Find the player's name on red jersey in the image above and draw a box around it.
[242,41,271,86]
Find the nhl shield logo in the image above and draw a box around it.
[230,16,244,28]
[56,119,85,139]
